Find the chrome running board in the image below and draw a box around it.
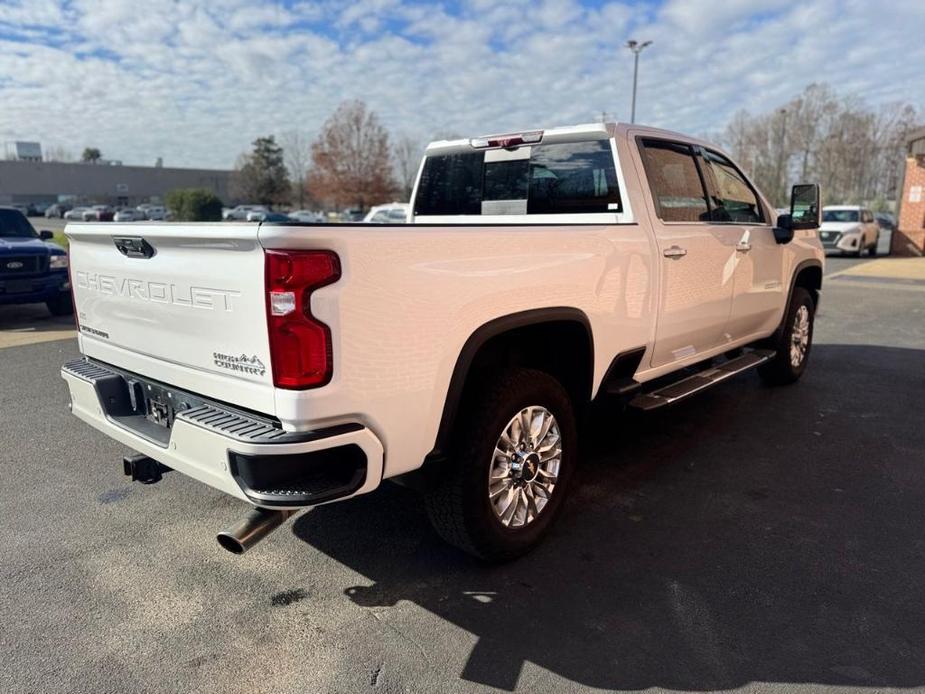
[629,349,775,411]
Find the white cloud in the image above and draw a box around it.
[0,0,921,170]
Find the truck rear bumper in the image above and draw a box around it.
[61,358,384,509]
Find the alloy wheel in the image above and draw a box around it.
[487,406,562,529]
[790,304,811,368]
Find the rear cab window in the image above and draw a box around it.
[413,135,631,223]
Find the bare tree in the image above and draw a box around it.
[44,145,75,162]
[723,83,921,208]
[308,100,397,211]
[280,130,311,209]
[393,135,422,202]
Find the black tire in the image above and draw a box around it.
[868,238,878,256]
[759,287,815,386]
[424,368,577,562]
[46,292,74,317]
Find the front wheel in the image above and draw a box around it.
[759,287,815,386]
[424,368,577,562]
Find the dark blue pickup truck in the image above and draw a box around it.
[0,206,73,316]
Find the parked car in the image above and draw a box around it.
[818,205,879,256]
[45,203,72,219]
[245,210,291,223]
[875,213,896,232]
[113,208,142,222]
[341,208,364,222]
[224,205,267,221]
[245,209,270,222]
[61,122,823,561]
[143,206,167,221]
[363,202,410,223]
[63,207,90,221]
[83,205,114,222]
[287,209,325,223]
[11,203,37,217]
[261,212,292,223]
[0,206,72,316]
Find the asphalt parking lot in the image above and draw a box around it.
[1,257,923,693]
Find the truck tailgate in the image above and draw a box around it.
[67,223,276,415]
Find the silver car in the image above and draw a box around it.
[114,208,141,222]
[64,206,90,220]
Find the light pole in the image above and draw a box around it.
[626,39,652,124]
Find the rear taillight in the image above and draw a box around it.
[265,250,340,389]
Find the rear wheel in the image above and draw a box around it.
[46,292,73,317]
[759,287,815,386]
[424,368,577,562]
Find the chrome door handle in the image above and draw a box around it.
[663,246,687,259]
[736,241,752,252]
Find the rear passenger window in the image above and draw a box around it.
[700,149,765,224]
[639,140,709,222]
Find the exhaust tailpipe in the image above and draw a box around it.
[216,508,296,555]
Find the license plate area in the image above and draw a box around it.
[128,379,178,430]
[2,279,33,294]
[79,360,281,448]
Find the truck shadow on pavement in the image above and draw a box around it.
[0,304,75,333]
[293,343,925,691]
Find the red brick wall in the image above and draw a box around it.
[894,155,925,256]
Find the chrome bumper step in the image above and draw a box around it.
[629,349,775,411]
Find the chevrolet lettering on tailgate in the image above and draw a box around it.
[75,271,240,311]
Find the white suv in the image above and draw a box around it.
[818,205,879,256]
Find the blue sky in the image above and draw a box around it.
[0,0,922,169]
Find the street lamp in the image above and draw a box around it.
[626,39,653,124]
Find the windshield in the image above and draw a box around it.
[823,209,859,223]
[414,139,622,217]
[0,209,38,238]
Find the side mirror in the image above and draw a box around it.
[773,215,795,244]
[789,183,821,230]
[39,230,54,240]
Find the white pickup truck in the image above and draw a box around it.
[62,122,824,561]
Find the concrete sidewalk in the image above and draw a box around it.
[0,304,76,349]
[827,257,925,290]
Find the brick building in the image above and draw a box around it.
[893,128,925,256]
